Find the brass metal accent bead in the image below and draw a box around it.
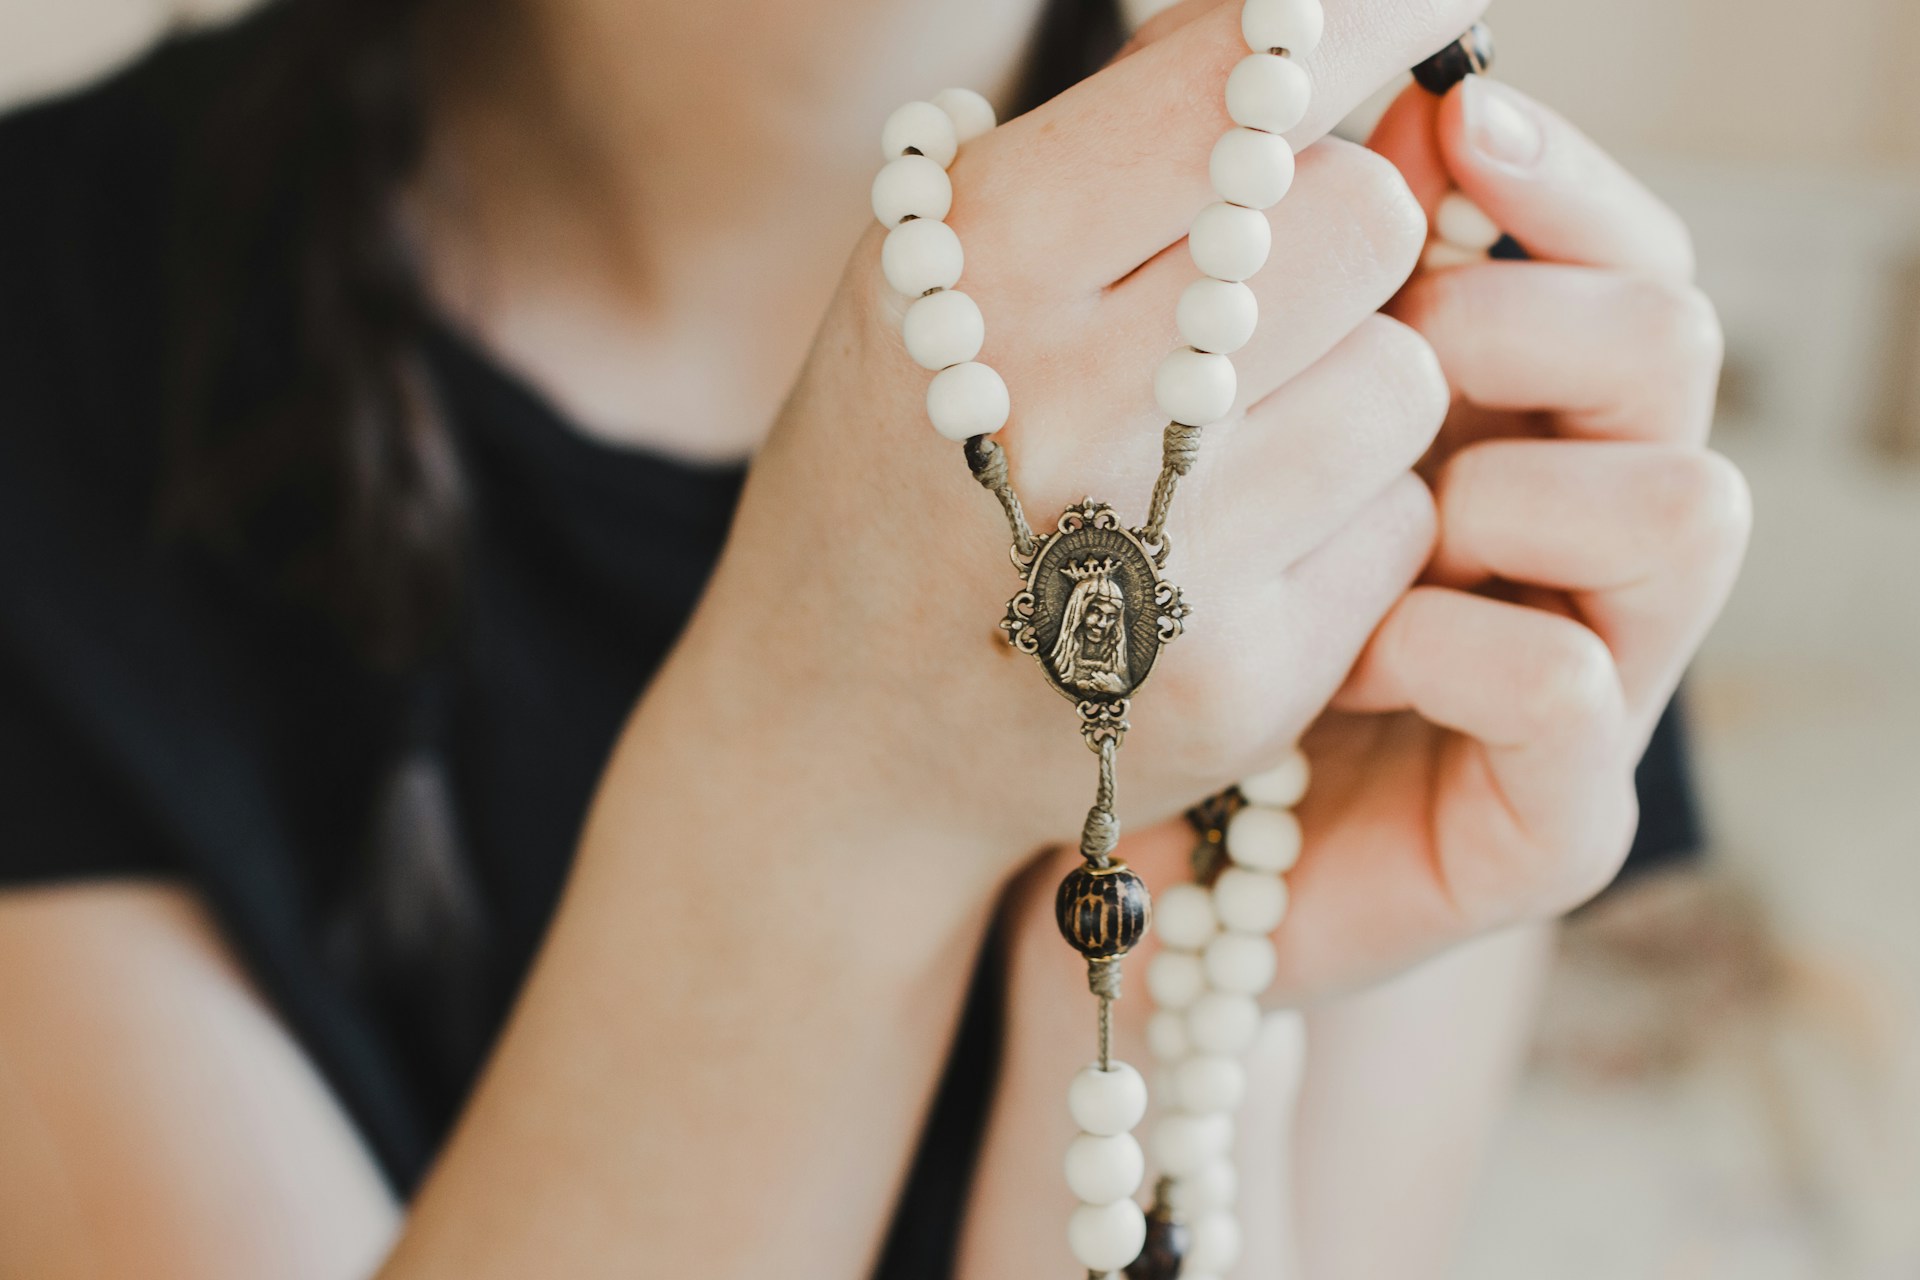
[1056,861,1151,960]
[1411,22,1494,95]
[1184,789,1240,884]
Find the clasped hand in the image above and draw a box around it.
[684,0,1747,1005]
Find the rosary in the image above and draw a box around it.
[870,7,1494,1275]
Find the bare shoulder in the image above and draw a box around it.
[0,880,397,1280]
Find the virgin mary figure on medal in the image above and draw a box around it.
[1051,558,1130,696]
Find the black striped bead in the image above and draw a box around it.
[1411,22,1495,95]
[1055,862,1151,960]
[1125,1200,1190,1280]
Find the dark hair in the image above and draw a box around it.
[162,0,456,670]
[161,0,491,1088]
[158,0,1122,665]
[151,0,1124,1109]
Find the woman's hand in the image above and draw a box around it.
[960,72,1748,1280]
[397,7,1500,1280]
[656,0,1498,880]
[1288,72,1747,993]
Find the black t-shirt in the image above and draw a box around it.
[0,14,1702,1276]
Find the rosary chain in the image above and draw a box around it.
[878,16,1492,1274]
[1140,422,1205,551]
[967,419,1206,565]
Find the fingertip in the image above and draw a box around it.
[1434,78,1697,281]
[1440,76,1546,177]
[1432,77,1553,248]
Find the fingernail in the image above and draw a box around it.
[1462,78,1543,169]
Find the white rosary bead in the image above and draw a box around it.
[925,361,1010,440]
[1153,883,1218,950]
[1176,278,1260,356]
[1238,748,1310,808]
[931,86,997,143]
[871,46,1320,1271]
[1204,931,1278,995]
[1187,990,1262,1055]
[880,218,964,297]
[1146,948,1208,1009]
[1436,191,1503,251]
[1225,53,1312,134]
[1224,804,1302,872]
[1154,348,1237,426]
[1067,1061,1149,1136]
[871,154,953,227]
[1174,1054,1248,1113]
[1241,0,1324,56]
[1213,865,1289,934]
[1209,127,1296,210]
[1068,1199,1148,1272]
[1065,1131,1146,1205]
[880,100,959,169]
[901,289,985,370]
[1150,1112,1233,1177]
[1188,1211,1244,1272]
[1187,201,1272,283]
[1169,1157,1238,1216]
[1147,1008,1193,1061]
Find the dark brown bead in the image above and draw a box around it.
[1185,788,1239,885]
[1055,861,1151,960]
[1125,1201,1190,1280]
[1411,22,1495,95]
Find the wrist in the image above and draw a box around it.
[587,607,1019,907]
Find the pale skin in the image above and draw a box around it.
[0,1,1748,1278]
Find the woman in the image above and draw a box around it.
[0,0,1745,1275]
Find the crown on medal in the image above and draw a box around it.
[1060,556,1121,583]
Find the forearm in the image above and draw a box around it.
[1289,922,1555,1280]
[383,633,1013,1279]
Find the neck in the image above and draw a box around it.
[412,0,1051,457]
[425,0,1045,295]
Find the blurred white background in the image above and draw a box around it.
[5,2,1918,1277]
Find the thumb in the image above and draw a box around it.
[1435,76,1695,280]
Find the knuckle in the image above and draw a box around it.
[1557,780,1642,910]
[1532,781,1641,915]
[1627,276,1725,381]
[1431,438,1490,522]
[1655,449,1754,559]
[1661,207,1700,284]
[1511,621,1619,741]
[1209,660,1272,751]
[1355,314,1451,447]
[1155,617,1309,786]
[1669,284,1724,375]
[1324,141,1429,289]
[1165,648,1271,774]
